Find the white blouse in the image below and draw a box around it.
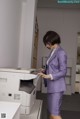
[47,48,56,65]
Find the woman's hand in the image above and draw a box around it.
[38,72,51,79]
[38,68,45,73]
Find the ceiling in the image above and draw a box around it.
[37,0,80,9]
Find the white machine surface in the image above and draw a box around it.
[0,68,39,114]
[20,100,42,119]
[0,101,20,119]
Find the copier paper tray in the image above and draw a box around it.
[19,80,35,94]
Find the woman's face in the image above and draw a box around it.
[46,43,52,50]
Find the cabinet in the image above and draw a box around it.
[65,67,72,85]
[64,67,72,95]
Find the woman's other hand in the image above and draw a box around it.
[38,72,51,79]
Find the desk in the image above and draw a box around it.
[0,101,20,119]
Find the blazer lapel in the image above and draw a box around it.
[48,46,61,64]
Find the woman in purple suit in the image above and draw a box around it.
[38,31,67,119]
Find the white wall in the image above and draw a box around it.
[0,0,22,68]
[37,8,80,93]
[18,0,38,69]
[0,0,38,69]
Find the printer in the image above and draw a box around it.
[0,68,39,114]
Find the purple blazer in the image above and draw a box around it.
[44,46,67,93]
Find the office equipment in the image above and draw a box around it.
[20,99,42,119]
[0,68,39,114]
[0,101,20,119]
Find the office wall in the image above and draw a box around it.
[37,8,80,67]
[0,0,38,69]
[37,8,80,92]
[0,0,22,68]
[18,0,38,69]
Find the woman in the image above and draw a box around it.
[38,31,67,119]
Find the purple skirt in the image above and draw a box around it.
[47,92,64,116]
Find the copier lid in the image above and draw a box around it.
[22,73,37,80]
[0,68,38,80]
[0,68,31,73]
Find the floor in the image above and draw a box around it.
[36,91,80,119]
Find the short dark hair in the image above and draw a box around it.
[43,31,61,46]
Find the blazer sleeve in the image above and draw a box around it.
[51,51,67,80]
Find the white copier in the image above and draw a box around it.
[0,68,41,116]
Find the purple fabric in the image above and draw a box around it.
[46,46,67,93]
[47,92,64,115]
